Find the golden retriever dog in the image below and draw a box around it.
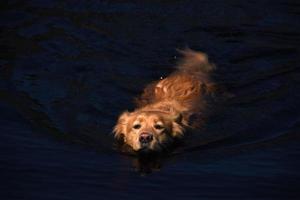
[113,49,216,153]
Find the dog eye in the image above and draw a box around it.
[133,124,141,129]
[154,124,164,130]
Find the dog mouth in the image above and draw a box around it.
[137,141,165,154]
[137,146,159,156]
[138,143,153,152]
[138,146,152,153]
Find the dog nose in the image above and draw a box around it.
[139,133,153,144]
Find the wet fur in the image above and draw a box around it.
[113,49,216,152]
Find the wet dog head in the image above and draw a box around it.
[113,110,184,153]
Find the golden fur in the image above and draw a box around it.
[113,49,216,152]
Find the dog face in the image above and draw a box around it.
[113,111,184,152]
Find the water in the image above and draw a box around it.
[1,0,300,199]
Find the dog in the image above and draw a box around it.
[113,49,216,153]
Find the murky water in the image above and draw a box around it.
[1,0,300,199]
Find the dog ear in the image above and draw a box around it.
[172,112,183,123]
[113,111,131,141]
[172,120,184,138]
[170,113,184,138]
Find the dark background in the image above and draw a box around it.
[1,0,300,199]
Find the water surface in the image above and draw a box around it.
[0,0,300,199]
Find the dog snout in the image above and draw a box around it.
[139,132,153,144]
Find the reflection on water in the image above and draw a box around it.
[1,0,300,199]
[132,154,166,175]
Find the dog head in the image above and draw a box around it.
[113,110,184,153]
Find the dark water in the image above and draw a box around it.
[1,0,300,199]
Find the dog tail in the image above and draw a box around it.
[176,48,216,75]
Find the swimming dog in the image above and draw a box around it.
[113,49,216,153]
